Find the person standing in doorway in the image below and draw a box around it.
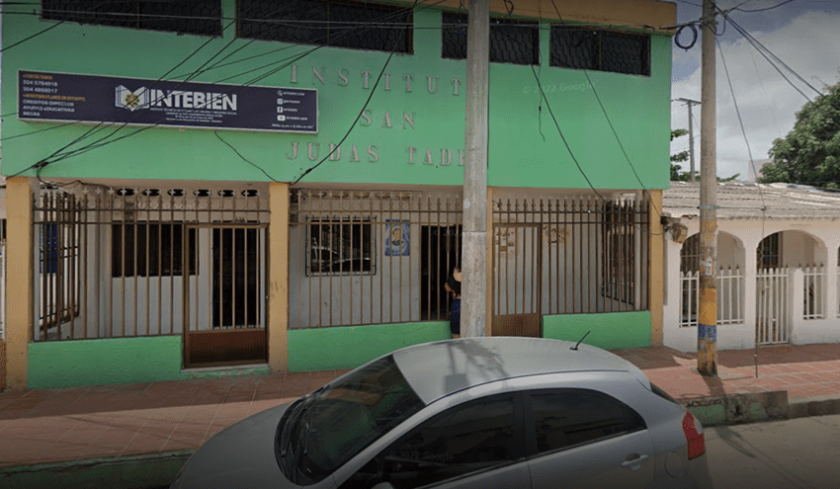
[445,268,462,339]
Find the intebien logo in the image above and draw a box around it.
[115,85,148,111]
[115,86,238,112]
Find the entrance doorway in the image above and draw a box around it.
[491,223,542,337]
[184,224,267,368]
[420,225,462,322]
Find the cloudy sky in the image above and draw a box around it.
[670,0,840,182]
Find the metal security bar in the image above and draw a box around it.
[442,12,539,65]
[42,0,223,37]
[803,264,825,320]
[239,0,413,53]
[491,196,650,327]
[290,190,462,329]
[550,25,651,76]
[33,185,269,342]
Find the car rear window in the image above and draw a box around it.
[650,383,681,405]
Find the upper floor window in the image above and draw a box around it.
[442,12,539,65]
[238,0,413,54]
[550,25,650,76]
[41,0,222,37]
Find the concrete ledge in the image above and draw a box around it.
[682,391,790,427]
[789,398,840,419]
[0,450,192,489]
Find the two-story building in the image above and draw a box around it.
[1,0,676,389]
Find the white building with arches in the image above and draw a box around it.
[663,181,840,352]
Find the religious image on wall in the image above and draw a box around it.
[544,226,567,247]
[494,227,516,255]
[385,220,410,256]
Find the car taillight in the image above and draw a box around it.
[682,411,705,460]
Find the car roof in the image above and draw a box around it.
[392,337,649,404]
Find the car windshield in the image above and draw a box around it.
[275,355,424,485]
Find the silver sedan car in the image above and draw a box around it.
[170,337,713,489]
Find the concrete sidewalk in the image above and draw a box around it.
[0,343,838,488]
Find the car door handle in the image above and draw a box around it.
[621,454,650,470]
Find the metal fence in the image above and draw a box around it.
[33,185,269,342]
[289,190,462,329]
[802,264,825,320]
[492,196,650,318]
[679,266,744,327]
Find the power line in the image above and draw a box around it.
[716,37,765,209]
[546,0,667,228]
[293,0,420,185]
[735,0,794,13]
[723,14,822,99]
[13,0,445,164]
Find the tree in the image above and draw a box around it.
[670,129,691,181]
[670,128,741,182]
[758,80,840,188]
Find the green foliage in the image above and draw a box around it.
[758,80,840,188]
[670,129,692,181]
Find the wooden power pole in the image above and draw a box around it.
[698,0,718,376]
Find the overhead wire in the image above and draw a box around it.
[292,0,420,185]
[722,13,821,99]
[546,0,666,234]
[18,0,447,170]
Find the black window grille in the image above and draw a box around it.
[550,25,650,76]
[442,12,539,65]
[41,0,222,36]
[308,219,374,275]
[238,0,413,53]
[111,223,197,277]
[757,232,781,270]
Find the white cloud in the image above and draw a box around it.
[670,10,840,181]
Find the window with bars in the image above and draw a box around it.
[442,12,539,65]
[41,0,223,36]
[757,233,781,269]
[308,219,374,275]
[238,0,413,53]
[111,224,197,277]
[550,26,650,76]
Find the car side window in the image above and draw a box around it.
[339,395,517,489]
[529,389,646,455]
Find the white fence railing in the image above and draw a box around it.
[679,266,744,327]
[756,266,790,345]
[802,265,825,320]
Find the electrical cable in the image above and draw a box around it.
[735,0,794,13]
[723,14,821,99]
[0,20,63,53]
[18,0,442,165]
[547,0,666,234]
[717,37,765,211]
[292,0,419,185]
[214,131,281,182]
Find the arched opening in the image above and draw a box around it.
[679,232,744,326]
[756,231,827,345]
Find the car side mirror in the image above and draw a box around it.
[371,483,395,489]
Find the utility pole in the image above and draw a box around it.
[677,98,700,182]
[698,0,718,376]
[461,0,489,337]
